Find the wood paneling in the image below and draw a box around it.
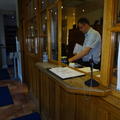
[18,0,120,120]
[60,89,76,120]
[35,69,120,120]
[101,0,115,86]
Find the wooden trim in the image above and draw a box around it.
[36,62,111,97]
[47,0,60,9]
[58,1,62,62]
[47,8,52,60]
[110,26,120,32]
[100,0,115,86]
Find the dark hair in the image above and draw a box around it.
[78,18,90,25]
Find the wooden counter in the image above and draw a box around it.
[36,62,110,97]
[23,61,120,120]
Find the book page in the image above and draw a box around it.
[79,67,99,73]
[49,67,85,79]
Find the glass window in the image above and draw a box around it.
[41,12,47,34]
[41,0,47,10]
[112,33,120,85]
[61,0,104,66]
[117,0,120,23]
[41,12,48,52]
[26,18,39,55]
[49,7,58,60]
[48,0,57,4]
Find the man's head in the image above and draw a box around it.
[78,18,90,33]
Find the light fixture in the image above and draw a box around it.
[42,1,44,4]
[65,16,67,19]
[82,9,85,13]
[11,16,15,19]
[45,16,47,20]
[61,6,63,9]
[73,13,75,16]
[55,12,57,15]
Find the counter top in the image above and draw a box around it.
[36,62,111,97]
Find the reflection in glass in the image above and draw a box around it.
[61,1,104,65]
[112,33,120,84]
[117,0,120,23]
[26,18,38,55]
[41,0,47,10]
[48,0,56,4]
[62,6,76,58]
[49,7,58,60]
[41,12,48,53]
[41,12,47,34]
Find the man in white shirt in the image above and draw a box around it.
[69,18,101,68]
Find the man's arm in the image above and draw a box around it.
[69,47,91,62]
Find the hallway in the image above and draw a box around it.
[0,80,39,120]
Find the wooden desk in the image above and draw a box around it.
[27,62,120,120]
[36,62,110,97]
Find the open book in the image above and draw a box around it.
[49,67,85,79]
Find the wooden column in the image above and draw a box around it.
[101,0,115,86]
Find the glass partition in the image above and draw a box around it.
[48,0,57,4]
[49,7,58,60]
[117,0,120,23]
[41,0,47,10]
[112,33,120,85]
[61,0,104,66]
[41,12,48,52]
[41,12,47,34]
[25,18,39,55]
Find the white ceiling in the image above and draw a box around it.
[0,0,17,11]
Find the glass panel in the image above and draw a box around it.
[49,7,58,60]
[41,0,47,10]
[62,6,77,59]
[112,33,120,85]
[41,12,48,53]
[26,18,38,54]
[117,0,120,23]
[27,0,37,19]
[41,12,47,34]
[61,0,104,67]
[48,0,57,4]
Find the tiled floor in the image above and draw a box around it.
[0,80,38,120]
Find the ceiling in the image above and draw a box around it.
[0,0,17,11]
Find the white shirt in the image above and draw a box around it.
[82,27,101,64]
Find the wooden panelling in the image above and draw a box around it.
[37,70,120,120]
[60,88,76,120]
[76,95,94,120]
[18,0,120,119]
[19,56,120,120]
[49,77,55,120]
[54,84,61,120]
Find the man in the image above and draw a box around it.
[68,24,85,58]
[69,18,101,68]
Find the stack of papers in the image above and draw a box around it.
[79,67,99,73]
[73,43,83,54]
[49,67,85,79]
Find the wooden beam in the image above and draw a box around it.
[101,0,115,86]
